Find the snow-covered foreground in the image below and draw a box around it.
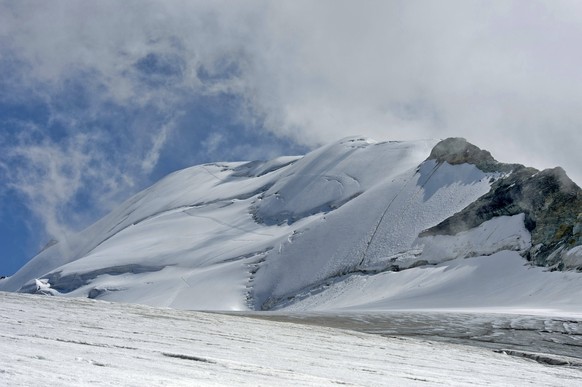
[1,292,581,386]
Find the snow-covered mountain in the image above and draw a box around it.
[1,136,581,312]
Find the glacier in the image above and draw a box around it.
[1,136,581,314]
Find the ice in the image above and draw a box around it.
[414,214,532,264]
[1,292,581,386]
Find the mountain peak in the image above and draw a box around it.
[429,137,495,164]
[428,137,519,173]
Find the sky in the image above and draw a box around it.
[1,0,581,276]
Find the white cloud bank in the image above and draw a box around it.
[1,0,581,251]
[247,1,582,184]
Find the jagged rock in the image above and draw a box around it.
[422,139,582,270]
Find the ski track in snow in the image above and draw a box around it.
[1,292,582,386]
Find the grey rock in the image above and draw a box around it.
[427,137,519,173]
[422,138,582,271]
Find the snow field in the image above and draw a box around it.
[1,292,581,386]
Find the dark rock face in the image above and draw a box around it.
[422,138,582,271]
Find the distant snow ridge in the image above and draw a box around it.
[1,136,581,311]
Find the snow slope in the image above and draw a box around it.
[279,251,582,313]
[1,292,581,386]
[1,136,581,313]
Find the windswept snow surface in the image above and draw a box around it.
[1,136,581,314]
[1,292,581,386]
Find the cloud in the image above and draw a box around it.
[239,1,582,184]
[1,0,582,257]
[140,125,171,174]
[0,1,272,254]
[0,130,133,255]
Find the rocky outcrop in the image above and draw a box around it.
[427,137,519,173]
[422,138,582,271]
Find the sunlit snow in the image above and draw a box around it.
[1,292,581,386]
[1,137,581,314]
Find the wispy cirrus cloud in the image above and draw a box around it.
[0,0,294,257]
[1,130,131,254]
